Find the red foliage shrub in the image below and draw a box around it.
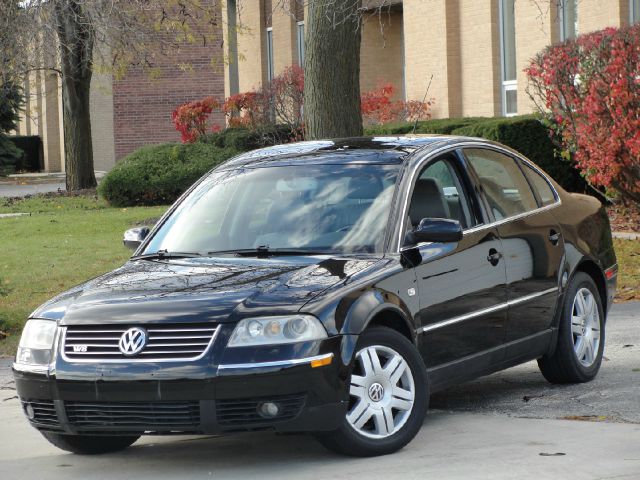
[223,91,268,129]
[268,65,305,131]
[173,68,435,145]
[361,83,433,125]
[171,96,221,143]
[222,66,304,136]
[526,24,640,202]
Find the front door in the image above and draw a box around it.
[405,153,508,370]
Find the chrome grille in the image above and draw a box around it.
[63,323,218,361]
[66,401,200,432]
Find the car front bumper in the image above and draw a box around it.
[13,335,353,436]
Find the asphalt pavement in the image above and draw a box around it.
[0,303,638,479]
[0,182,66,197]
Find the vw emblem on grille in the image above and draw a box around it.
[368,383,385,402]
[118,327,148,356]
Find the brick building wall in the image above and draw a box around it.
[360,9,405,97]
[112,27,225,161]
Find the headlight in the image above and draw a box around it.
[228,315,327,347]
[15,319,57,366]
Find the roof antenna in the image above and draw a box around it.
[411,74,434,135]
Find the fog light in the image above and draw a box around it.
[24,403,35,420]
[257,402,280,418]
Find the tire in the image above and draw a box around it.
[538,272,605,384]
[40,431,140,454]
[315,327,428,457]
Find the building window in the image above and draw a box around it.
[559,0,578,41]
[499,0,517,116]
[297,21,305,66]
[266,27,274,81]
[631,0,640,23]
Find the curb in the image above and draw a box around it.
[612,232,640,241]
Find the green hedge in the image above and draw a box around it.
[366,115,588,193]
[0,135,23,176]
[199,125,293,151]
[364,117,488,135]
[98,143,239,207]
[452,115,588,193]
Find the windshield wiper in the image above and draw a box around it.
[207,246,332,257]
[133,249,202,260]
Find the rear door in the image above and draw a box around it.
[462,148,564,347]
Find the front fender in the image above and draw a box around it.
[336,289,416,363]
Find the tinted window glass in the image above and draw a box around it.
[522,163,556,207]
[465,148,538,220]
[144,164,399,255]
[408,158,474,228]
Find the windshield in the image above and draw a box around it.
[143,164,400,255]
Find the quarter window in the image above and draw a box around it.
[464,149,538,220]
[522,163,557,207]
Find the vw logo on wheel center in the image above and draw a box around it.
[368,383,385,402]
[118,327,148,356]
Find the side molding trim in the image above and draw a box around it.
[418,287,559,333]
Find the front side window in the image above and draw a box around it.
[464,148,538,220]
[144,164,400,255]
[408,157,475,229]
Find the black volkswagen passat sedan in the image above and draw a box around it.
[14,136,617,457]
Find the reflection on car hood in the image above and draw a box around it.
[31,256,383,325]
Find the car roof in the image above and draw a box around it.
[216,135,467,170]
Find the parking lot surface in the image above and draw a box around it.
[1,303,638,479]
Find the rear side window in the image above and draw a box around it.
[522,163,557,207]
[464,148,538,220]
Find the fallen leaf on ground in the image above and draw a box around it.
[562,415,609,422]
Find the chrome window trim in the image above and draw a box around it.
[218,352,334,371]
[59,324,221,364]
[396,141,562,252]
[418,287,559,333]
[461,201,561,236]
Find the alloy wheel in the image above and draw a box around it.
[571,287,601,367]
[346,345,415,439]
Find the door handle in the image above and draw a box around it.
[549,229,560,246]
[487,248,502,266]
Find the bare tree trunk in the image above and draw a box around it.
[55,0,97,191]
[304,0,363,139]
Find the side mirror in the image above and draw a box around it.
[404,218,463,247]
[123,226,150,250]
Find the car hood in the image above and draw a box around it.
[32,256,383,326]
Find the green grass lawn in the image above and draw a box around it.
[613,238,640,302]
[0,195,638,358]
[0,195,168,356]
